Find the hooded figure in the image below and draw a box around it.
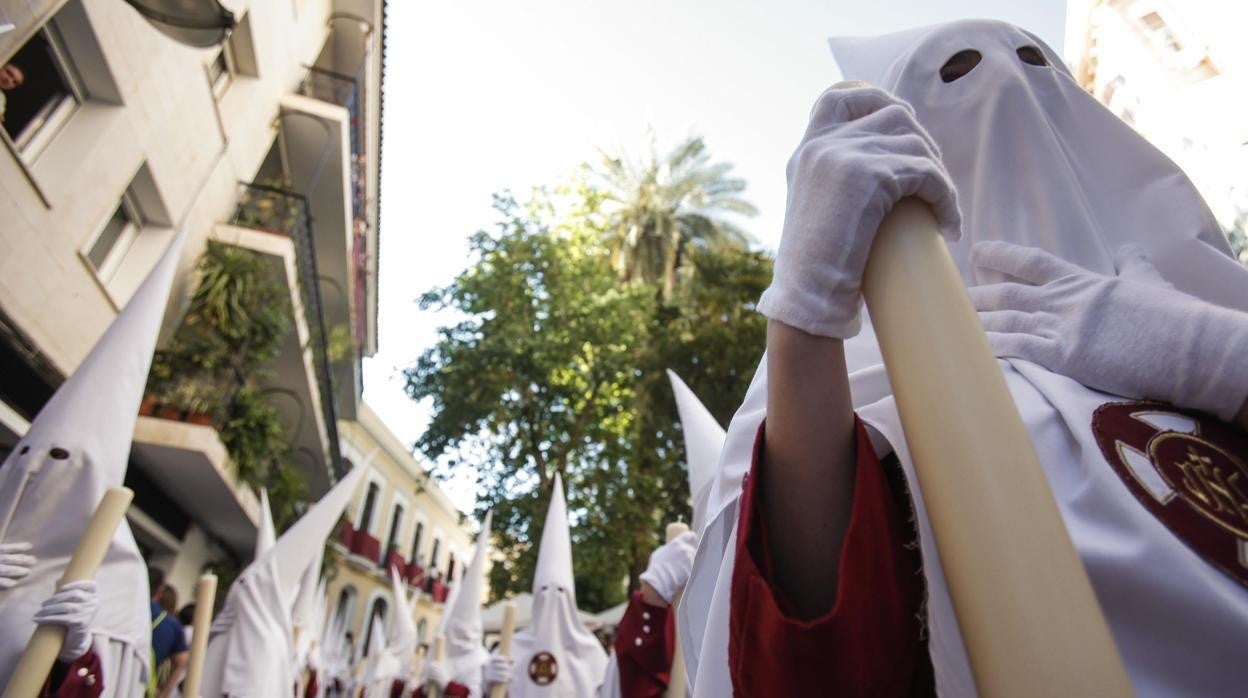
[508,474,607,698]
[200,461,367,697]
[440,511,493,693]
[682,19,1248,698]
[0,227,187,696]
[666,370,727,536]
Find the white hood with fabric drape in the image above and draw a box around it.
[681,20,1248,698]
[0,227,188,696]
[666,371,727,535]
[509,475,607,698]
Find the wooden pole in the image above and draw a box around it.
[425,635,446,698]
[180,574,218,698]
[3,487,135,698]
[489,602,517,698]
[860,198,1131,696]
[662,522,689,698]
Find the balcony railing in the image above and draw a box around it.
[231,183,346,480]
[297,65,370,354]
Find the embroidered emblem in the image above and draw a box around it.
[1092,401,1248,589]
[528,651,558,685]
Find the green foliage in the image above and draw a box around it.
[586,134,758,300]
[406,169,770,610]
[146,242,306,529]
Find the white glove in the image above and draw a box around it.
[421,658,448,689]
[969,241,1248,421]
[639,531,698,605]
[484,653,514,686]
[33,580,98,662]
[757,83,961,339]
[0,542,35,589]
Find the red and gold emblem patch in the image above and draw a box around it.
[528,651,558,685]
[1093,401,1248,589]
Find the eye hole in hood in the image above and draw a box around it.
[940,49,982,83]
[1016,45,1048,66]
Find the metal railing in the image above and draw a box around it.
[231,182,346,480]
[298,64,371,360]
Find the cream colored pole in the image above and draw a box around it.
[860,198,1131,696]
[662,522,689,698]
[180,574,218,698]
[3,487,135,698]
[489,602,518,698]
[426,635,446,698]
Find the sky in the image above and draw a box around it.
[366,0,1067,513]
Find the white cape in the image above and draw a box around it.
[682,19,1248,698]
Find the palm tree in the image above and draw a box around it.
[588,134,757,300]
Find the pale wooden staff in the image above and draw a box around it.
[180,573,218,698]
[425,635,446,698]
[3,487,134,698]
[489,602,517,698]
[860,198,1131,696]
[662,522,689,698]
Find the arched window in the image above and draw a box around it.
[334,585,357,630]
[447,553,456,582]
[429,538,441,574]
[357,482,380,534]
[409,521,425,564]
[362,596,389,656]
[385,503,405,561]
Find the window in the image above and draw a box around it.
[82,189,144,284]
[362,597,388,656]
[382,504,404,567]
[208,46,233,98]
[1,25,84,158]
[357,482,379,534]
[429,538,441,574]
[205,12,257,98]
[334,585,357,628]
[447,553,456,582]
[409,521,424,564]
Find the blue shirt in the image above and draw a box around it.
[150,600,188,666]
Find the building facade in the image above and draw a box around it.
[329,402,480,660]
[1064,0,1248,256]
[0,0,383,602]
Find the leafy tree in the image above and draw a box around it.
[408,150,770,610]
[588,135,758,300]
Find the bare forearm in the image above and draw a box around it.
[763,320,857,619]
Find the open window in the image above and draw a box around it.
[79,163,171,300]
[1,26,83,158]
[206,12,257,99]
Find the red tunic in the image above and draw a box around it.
[728,418,933,697]
[412,681,470,697]
[40,648,104,698]
[611,591,676,697]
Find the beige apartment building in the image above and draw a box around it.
[0,0,388,602]
[1064,0,1248,253]
[328,402,481,659]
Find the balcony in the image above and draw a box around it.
[130,416,262,556]
[347,529,381,564]
[213,183,345,491]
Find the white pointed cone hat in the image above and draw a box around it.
[271,452,371,604]
[256,487,276,559]
[388,565,417,658]
[825,25,933,88]
[666,370,726,533]
[531,474,575,599]
[0,226,188,682]
[440,510,492,685]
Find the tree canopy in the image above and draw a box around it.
[406,141,770,611]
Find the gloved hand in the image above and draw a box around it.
[639,531,698,605]
[33,580,98,662]
[484,652,514,686]
[969,241,1248,421]
[0,541,35,590]
[421,658,447,690]
[757,82,961,339]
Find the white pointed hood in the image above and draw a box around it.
[665,371,726,534]
[201,460,368,697]
[508,474,607,698]
[0,226,188,688]
[683,20,1248,698]
[442,510,492,687]
[291,546,324,671]
[256,488,276,559]
[388,566,417,663]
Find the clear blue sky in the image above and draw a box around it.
[366,0,1067,511]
